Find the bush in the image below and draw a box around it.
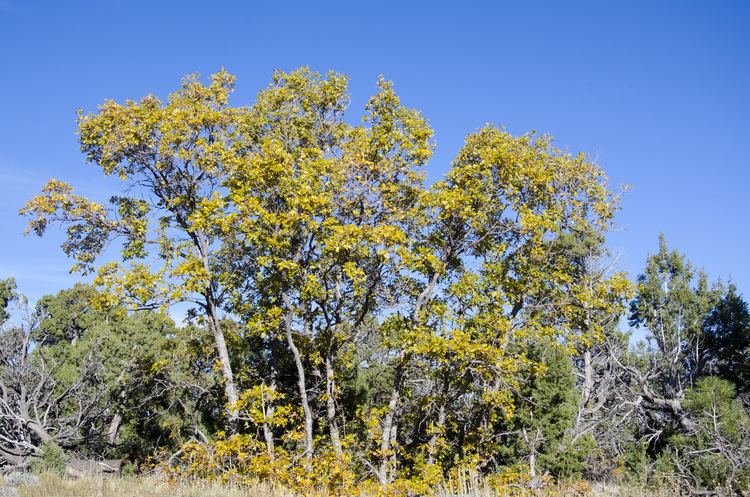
[4,472,40,487]
[621,440,649,484]
[667,377,750,495]
[28,440,67,476]
[121,460,138,477]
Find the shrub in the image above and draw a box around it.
[4,472,40,486]
[668,377,750,495]
[28,440,67,476]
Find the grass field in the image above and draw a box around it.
[3,475,687,497]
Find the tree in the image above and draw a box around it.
[624,235,721,434]
[0,283,218,469]
[33,283,108,345]
[14,68,659,491]
[702,286,750,396]
[491,342,585,479]
[606,237,750,493]
[223,68,432,463]
[669,377,750,496]
[0,278,16,326]
[366,126,625,483]
[21,71,246,429]
[0,290,111,467]
[542,226,635,478]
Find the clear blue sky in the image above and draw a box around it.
[0,0,748,304]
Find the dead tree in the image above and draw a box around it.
[0,306,111,469]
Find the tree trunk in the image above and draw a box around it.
[262,419,275,460]
[262,347,278,460]
[378,270,442,484]
[379,270,442,483]
[108,413,122,446]
[427,373,451,465]
[193,227,239,432]
[325,355,343,456]
[523,427,538,478]
[207,297,239,431]
[283,305,314,460]
[378,361,405,485]
[582,348,593,404]
[427,401,447,465]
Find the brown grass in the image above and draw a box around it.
[7,475,688,497]
[15,475,290,497]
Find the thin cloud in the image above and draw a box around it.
[0,264,74,283]
[0,172,44,186]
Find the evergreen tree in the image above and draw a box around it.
[499,342,590,479]
[629,234,720,399]
[702,286,750,395]
[669,377,750,496]
[0,278,16,326]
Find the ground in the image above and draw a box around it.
[1,475,690,497]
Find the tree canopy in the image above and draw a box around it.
[4,68,748,496]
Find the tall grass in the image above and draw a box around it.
[10,475,687,497]
[15,475,289,497]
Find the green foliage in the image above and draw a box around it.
[120,461,138,477]
[0,277,17,325]
[544,434,597,481]
[668,378,750,494]
[33,283,110,345]
[621,440,650,483]
[702,286,750,394]
[29,440,66,476]
[629,235,721,391]
[24,284,220,459]
[496,342,591,479]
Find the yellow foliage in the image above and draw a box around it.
[164,435,356,495]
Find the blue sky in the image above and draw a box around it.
[0,0,748,304]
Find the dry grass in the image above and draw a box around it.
[586,482,684,497]
[5,475,688,497]
[14,475,290,497]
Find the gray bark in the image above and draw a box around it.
[282,293,314,460]
[325,356,342,456]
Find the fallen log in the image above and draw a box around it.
[65,458,122,478]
